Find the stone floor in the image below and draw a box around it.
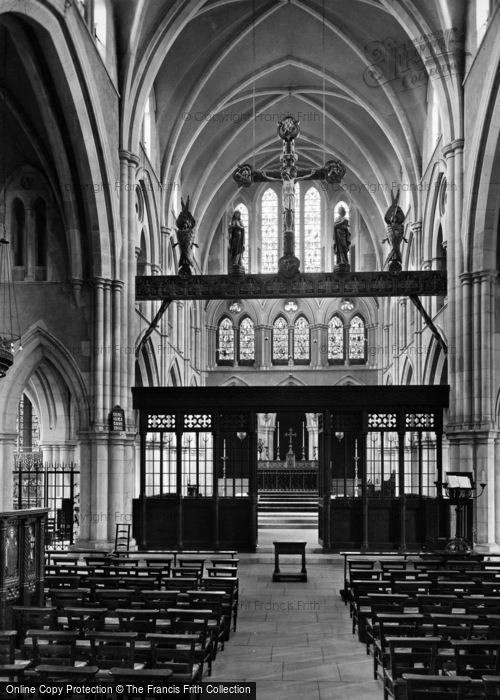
[210,549,383,700]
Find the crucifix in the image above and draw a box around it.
[233,115,346,278]
[285,427,297,453]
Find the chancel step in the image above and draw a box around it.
[258,491,318,529]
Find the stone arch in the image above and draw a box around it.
[0,323,89,437]
[168,359,182,387]
[0,6,120,278]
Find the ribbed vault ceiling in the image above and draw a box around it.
[121,0,465,265]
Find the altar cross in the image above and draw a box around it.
[233,115,346,278]
[285,427,297,453]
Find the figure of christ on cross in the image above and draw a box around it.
[285,427,297,454]
[233,115,346,278]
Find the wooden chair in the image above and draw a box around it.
[383,636,441,700]
[431,580,477,597]
[177,558,205,573]
[341,559,376,602]
[137,590,181,614]
[482,675,500,699]
[109,667,173,699]
[391,580,432,596]
[164,577,198,592]
[62,607,107,637]
[0,631,31,681]
[349,579,391,632]
[186,591,227,652]
[415,595,457,615]
[48,588,91,610]
[211,558,239,569]
[24,630,79,667]
[166,609,213,676]
[36,664,99,681]
[451,639,500,679]
[200,577,238,633]
[364,594,410,653]
[86,631,140,674]
[372,613,425,681]
[92,588,135,609]
[403,673,471,699]
[116,608,159,637]
[44,575,81,590]
[147,633,201,682]
[413,560,443,571]
[12,606,58,644]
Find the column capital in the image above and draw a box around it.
[442,138,464,158]
[119,150,140,166]
[111,279,124,291]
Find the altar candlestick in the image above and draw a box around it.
[354,439,358,459]
[302,422,305,448]
[223,438,226,459]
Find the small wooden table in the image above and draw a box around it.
[273,541,307,582]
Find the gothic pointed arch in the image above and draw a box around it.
[348,314,367,364]
[238,315,255,365]
[328,313,345,364]
[293,314,311,364]
[272,314,289,365]
[216,315,235,365]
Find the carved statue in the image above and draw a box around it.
[383,188,407,272]
[173,196,197,276]
[228,209,245,274]
[333,205,351,269]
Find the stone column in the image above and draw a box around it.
[442,139,464,470]
[0,433,16,511]
[310,324,324,368]
[93,277,105,429]
[206,325,217,369]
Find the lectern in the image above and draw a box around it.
[442,472,485,552]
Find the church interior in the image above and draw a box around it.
[1,0,500,695]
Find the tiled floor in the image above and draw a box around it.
[210,551,383,700]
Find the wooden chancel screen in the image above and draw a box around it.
[132,386,449,551]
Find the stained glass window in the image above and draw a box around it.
[348,314,366,363]
[328,315,345,363]
[239,316,255,363]
[235,202,249,272]
[304,187,321,272]
[217,316,234,364]
[272,316,289,363]
[294,315,310,363]
[261,189,278,272]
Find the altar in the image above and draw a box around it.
[257,460,318,491]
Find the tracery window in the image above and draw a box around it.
[238,316,255,364]
[261,189,278,272]
[293,315,310,363]
[33,198,47,268]
[303,187,321,272]
[272,315,289,364]
[217,316,234,364]
[328,315,345,363]
[235,203,249,272]
[348,314,366,363]
[12,198,25,267]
